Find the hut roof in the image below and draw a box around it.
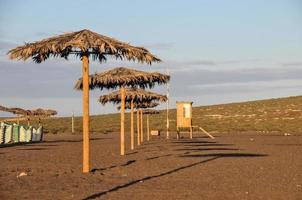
[74,67,170,90]
[99,88,167,105]
[118,101,160,110]
[8,29,161,64]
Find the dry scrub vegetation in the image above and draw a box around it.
[19,96,302,135]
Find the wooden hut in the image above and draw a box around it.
[176,101,193,139]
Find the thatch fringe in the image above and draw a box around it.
[8,29,161,64]
[99,88,167,105]
[118,101,159,110]
[142,109,160,114]
[74,67,170,90]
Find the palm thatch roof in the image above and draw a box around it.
[118,101,160,110]
[99,88,167,105]
[0,106,31,115]
[0,105,10,113]
[0,105,57,117]
[142,109,160,115]
[30,108,58,116]
[74,67,170,90]
[8,29,161,64]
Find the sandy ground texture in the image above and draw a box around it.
[0,132,301,200]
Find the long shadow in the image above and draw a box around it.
[181,143,234,147]
[91,165,117,173]
[90,159,137,173]
[120,160,136,167]
[174,147,240,151]
[0,138,111,148]
[0,141,43,148]
[180,153,268,158]
[126,151,138,155]
[172,141,217,144]
[265,144,302,146]
[83,157,219,200]
[146,154,173,161]
[25,144,58,147]
[83,152,268,199]
[43,137,111,144]
[17,148,49,151]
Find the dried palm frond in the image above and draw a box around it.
[99,88,167,105]
[8,29,161,64]
[118,101,160,110]
[74,67,170,90]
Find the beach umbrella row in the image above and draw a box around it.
[0,105,57,125]
[8,29,160,173]
[75,67,169,155]
[100,88,167,151]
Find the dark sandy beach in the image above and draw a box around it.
[1,132,301,200]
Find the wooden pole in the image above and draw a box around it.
[140,109,143,143]
[72,111,74,133]
[166,69,170,139]
[147,114,150,141]
[130,99,134,150]
[82,53,90,173]
[120,87,125,156]
[137,110,141,145]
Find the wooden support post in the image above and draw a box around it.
[190,126,193,139]
[198,126,215,139]
[166,76,170,139]
[147,114,150,141]
[82,53,90,173]
[140,109,143,143]
[130,99,134,150]
[137,110,141,145]
[177,127,180,140]
[120,87,125,156]
[71,111,74,134]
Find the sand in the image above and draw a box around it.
[0,132,301,200]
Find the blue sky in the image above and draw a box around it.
[0,0,301,116]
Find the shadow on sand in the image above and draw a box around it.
[174,147,240,151]
[0,137,111,148]
[83,152,268,200]
[146,154,173,160]
[90,160,137,173]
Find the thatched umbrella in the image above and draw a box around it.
[30,108,57,117]
[99,87,167,152]
[76,67,169,155]
[29,108,57,126]
[0,106,31,124]
[0,106,57,125]
[8,29,160,173]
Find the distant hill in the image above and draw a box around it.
[13,96,302,135]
